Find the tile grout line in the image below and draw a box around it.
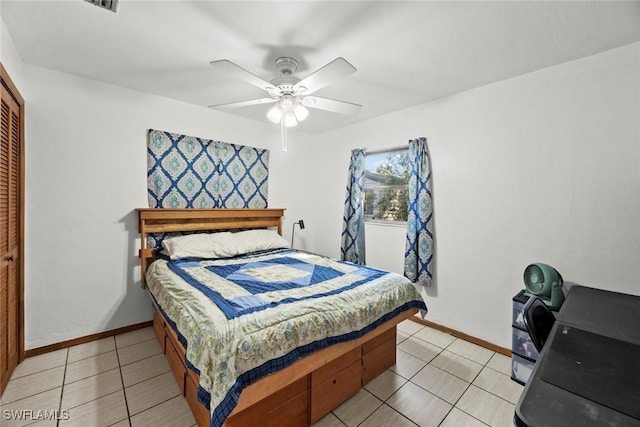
[471,353,523,406]
[114,338,133,427]
[347,390,384,427]
[125,391,184,422]
[56,349,70,427]
[0,368,63,408]
[411,333,493,368]
[117,347,165,370]
[441,352,517,427]
[361,401,418,427]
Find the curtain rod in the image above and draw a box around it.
[363,144,408,156]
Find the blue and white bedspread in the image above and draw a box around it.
[146,248,427,427]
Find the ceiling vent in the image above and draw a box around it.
[84,0,119,13]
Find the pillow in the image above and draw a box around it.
[161,232,236,260]
[161,229,289,260]
[232,229,290,254]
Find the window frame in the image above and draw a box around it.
[363,146,409,225]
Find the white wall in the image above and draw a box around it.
[296,43,640,348]
[1,12,24,88]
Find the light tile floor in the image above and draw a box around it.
[1,319,522,427]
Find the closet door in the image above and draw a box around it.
[0,64,23,396]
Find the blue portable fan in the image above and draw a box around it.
[523,263,565,309]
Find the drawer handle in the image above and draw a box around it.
[332,379,337,384]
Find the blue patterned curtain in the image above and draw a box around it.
[147,129,269,209]
[404,137,434,286]
[341,149,366,264]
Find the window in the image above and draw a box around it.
[364,148,409,223]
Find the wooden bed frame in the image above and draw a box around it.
[138,208,418,426]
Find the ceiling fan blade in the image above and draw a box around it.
[301,96,361,114]
[208,98,277,109]
[210,60,276,92]
[294,57,356,95]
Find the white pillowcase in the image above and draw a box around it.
[233,229,290,254]
[162,229,289,260]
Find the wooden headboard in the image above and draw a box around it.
[137,208,285,283]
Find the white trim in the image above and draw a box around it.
[365,219,407,228]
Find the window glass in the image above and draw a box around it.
[364,148,409,223]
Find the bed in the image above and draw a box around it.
[137,208,427,427]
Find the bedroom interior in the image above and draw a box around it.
[1,1,639,426]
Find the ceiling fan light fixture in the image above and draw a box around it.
[293,103,309,121]
[266,104,282,123]
[283,111,298,127]
[209,56,361,149]
[280,94,294,108]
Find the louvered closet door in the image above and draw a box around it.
[0,79,20,395]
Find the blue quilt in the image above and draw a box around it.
[167,249,387,319]
[146,249,427,427]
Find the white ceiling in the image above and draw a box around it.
[2,1,640,134]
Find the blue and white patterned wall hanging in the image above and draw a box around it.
[147,129,269,209]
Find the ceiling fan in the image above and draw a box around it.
[208,56,361,150]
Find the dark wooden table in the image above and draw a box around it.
[514,285,640,427]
